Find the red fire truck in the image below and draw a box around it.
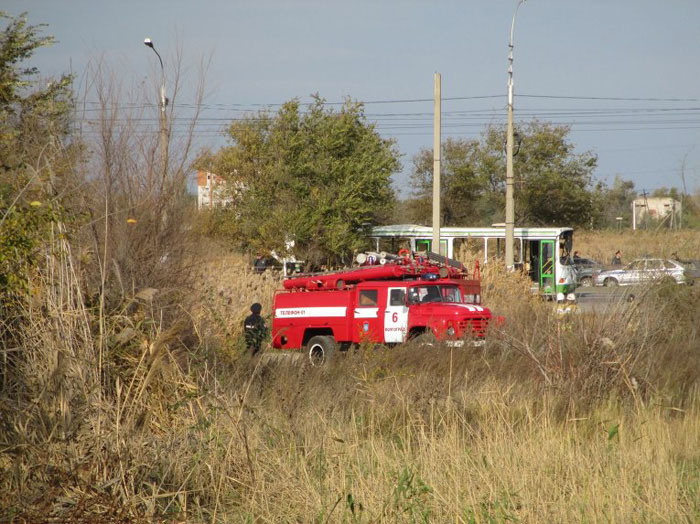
[272,252,493,364]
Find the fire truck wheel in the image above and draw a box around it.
[307,335,336,366]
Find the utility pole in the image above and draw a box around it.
[505,0,526,270]
[433,72,442,256]
[679,149,691,230]
[642,189,650,230]
[144,38,169,186]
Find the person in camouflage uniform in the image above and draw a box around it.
[244,302,267,356]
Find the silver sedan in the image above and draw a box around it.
[594,258,687,287]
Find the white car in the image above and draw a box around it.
[594,258,687,287]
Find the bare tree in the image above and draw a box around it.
[75,45,211,307]
[678,147,693,229]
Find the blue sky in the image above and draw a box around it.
[7,0,700,197]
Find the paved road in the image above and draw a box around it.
[575,285,639,314]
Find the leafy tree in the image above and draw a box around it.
[513,122,597,225]
[410,121,598,227]
[204,96,400,265]
[592,176,637,229]
[410,137,502,225]
[0,12,75,296]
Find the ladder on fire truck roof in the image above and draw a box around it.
[282,251,472,291]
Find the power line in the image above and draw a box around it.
[76,92,700,111]
[519,94,700,103]
[73,91,700,150]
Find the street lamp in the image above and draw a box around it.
[143,37,168,180]
[505,0,526,270]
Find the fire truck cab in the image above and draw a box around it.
[272,253,492,364]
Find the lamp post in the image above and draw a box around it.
[143,38,168,181]
[505,0,526,270]
[433,72,441,256]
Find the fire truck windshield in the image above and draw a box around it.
[408,284,462,304]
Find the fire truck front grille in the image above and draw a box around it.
[459,317,489,337]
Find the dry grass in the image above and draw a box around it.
[202,360,700,522]
[2,233,700,522]
[575,229,700,264]
[189,247,281,357]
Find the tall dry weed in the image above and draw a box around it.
[1,222,205,521]
[1,47,216,521]
[165,346,700,522]
[189,246,282,359]
[576,229,700,263]
[2,233,700,522]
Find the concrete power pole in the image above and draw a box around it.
[505,0,526,270]
[433,73,442,256]
[159,81,168,182]
[144,38,169,186]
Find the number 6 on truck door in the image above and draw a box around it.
[384,287,409,343]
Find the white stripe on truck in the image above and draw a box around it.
[454,304,484,312]
[353,308,379,319]
[275,307,347,318]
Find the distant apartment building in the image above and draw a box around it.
[197,171,232,209]
[631,196,681,230]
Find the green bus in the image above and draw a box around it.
[369,224,577,300]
